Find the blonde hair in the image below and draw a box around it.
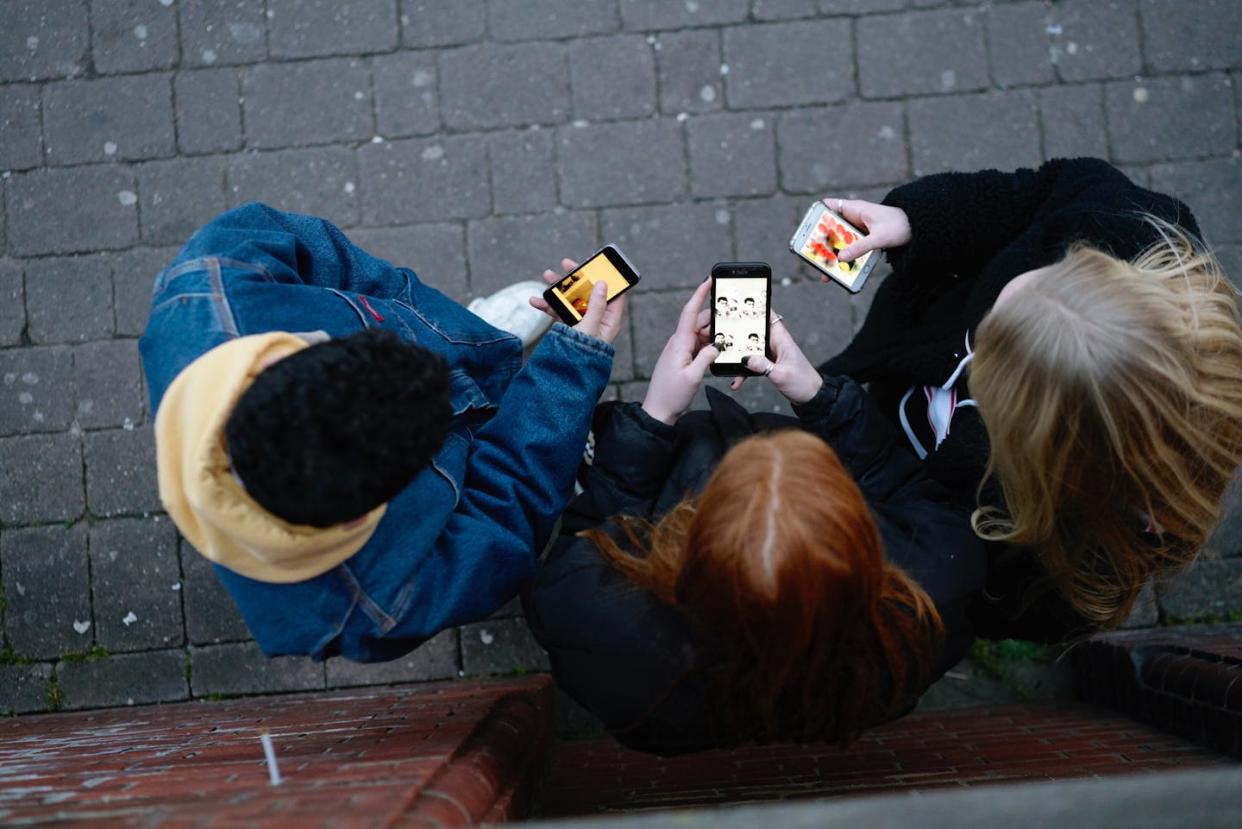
[970,220,1242,628]
[587,431,943,746]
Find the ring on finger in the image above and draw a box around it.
[762,363,775,377]
[837,198,844,212]
[771,314,784,325]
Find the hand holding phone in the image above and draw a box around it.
[529,251,635,344]
[789,200,892,292]
[640,279,720,426]
[728,314,823,405]
[539,245,640,326]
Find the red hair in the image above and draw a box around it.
[588,430,943,745]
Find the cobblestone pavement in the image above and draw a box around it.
[1,0,1240,715]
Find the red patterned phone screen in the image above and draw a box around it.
[800,205,873,289]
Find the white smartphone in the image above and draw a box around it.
[789,201,879,293]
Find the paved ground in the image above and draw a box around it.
[0,0,1240,714]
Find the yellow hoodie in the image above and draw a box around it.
[155,333,385,584]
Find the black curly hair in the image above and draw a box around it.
[224,329,452,527]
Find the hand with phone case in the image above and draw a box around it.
[640,279,720,425]
[819,198,912,266]
[529,255,630,345]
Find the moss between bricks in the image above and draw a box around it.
[1164,611,1242,626]
[0,644,33,666]
[59,645,109,664]
[44,677,64,711]
[970,639,1056,701]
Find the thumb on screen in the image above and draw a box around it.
[579,280,608,330]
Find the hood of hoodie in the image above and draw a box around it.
[155,332,386,584]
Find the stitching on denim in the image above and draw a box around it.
[389,568,420,623]
[310,569,363,656]
[207,259,239,337]
[149,292,226,316]
[327,288,370,327]
[339,563,398,632]
[156,256,273,293]
[393,296,518,346]
[430,432,465,505]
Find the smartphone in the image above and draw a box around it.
[789,201,879,293]
[709,262,772,377]
[542,245,641,325]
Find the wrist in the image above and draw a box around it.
[785,372,824,405]
[640,398,680,426]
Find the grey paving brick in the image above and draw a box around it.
[1157,558,1242,621]
[227,147,359,229]
[174,69,243,156]
[777,103,908,193]
[440,43,569,130]
[137,157,228,246]
[347,224,470,302]
[90,0,178,74]
[1207,478,1242,558]
[466,211,598,298]
[777,278,860,373]
[357,136,490,226]
[84,426,160,518]
[819,0,906,12]
[73,339,144,431]
[372,51,440,138]
[1049,0,1142,82]
[268,0,397,58]
[325,629,459,686]
[0,346,74,435]
[179,0,268,68]
[908,91,1040,176]
[0,0,89,82]
[5,166,139,256]
[629,290,689,379]
[488,129,558,216]
[43,74,175,165]
[1039,84,1107,161]
[24,256,113,345]
[180,543,251,644]
[1150,158,1242,246]
[858,8,988,99]
[724,20,854,108]
[191,641,324,696]
[401,0,486,47]
[459,618,549,676]
[1105,74,1235,164]
[0,663,54,714]
[0,525,90,660]
[1140,0,1242,73]
[733,194,812,280]
[0,85,43,171]
[619,0,749,30]
[655,30,723,115]
[600,203,734,290]
[58,649,188,710]
[559,120,686,207]
[0,262,23,346]
[112,247,177,337]
[753,0,818,20]
[1119,582,1159,629]
[0,434,84,524]
[569,35,656,121]
[489,0,620,41]
[89,517,183,652]
[688,112,777,198]
[609,322,635,382]
[242,60,373,149]
[987,1,1056,88]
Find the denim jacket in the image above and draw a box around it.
[139,203,614,662]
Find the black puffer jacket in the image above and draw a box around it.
[821,157,1201,643]
[523,381,986,756]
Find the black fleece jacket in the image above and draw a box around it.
[523,382,986,756]
[821,157,1201,643]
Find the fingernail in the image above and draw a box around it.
[740,356,750,367]
[703,274,711,282]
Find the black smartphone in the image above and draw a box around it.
[542,245,641,325]
[709,262,772,377]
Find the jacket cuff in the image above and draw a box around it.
[546,322,616,360]
[791,374,860,433]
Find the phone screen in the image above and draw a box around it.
[547,249,635,323]
[712,273,769,370]
[797,204,874,290]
